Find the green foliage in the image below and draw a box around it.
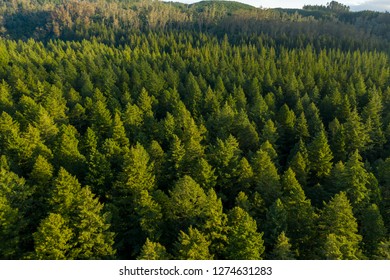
[137,238,171,260]
[318,192,363,259]
[174,227,213,260]
[224,207,265,260]
[269,232,296,260]
[251,150,281,206]
[308,130,333,179]
[0,1,389,259]
[33,213,73,260]
[281,169,317,258]
[47,168,116,259]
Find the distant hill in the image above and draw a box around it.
[189,0,256,12]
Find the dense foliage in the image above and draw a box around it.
[1,0,390,260]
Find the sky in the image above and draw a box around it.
[172,0,390,12]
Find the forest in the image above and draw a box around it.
[1,0,390,260]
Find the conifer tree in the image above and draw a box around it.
[174,227,213,260]
[53,124,86,177]
[328,118,346,162]
[264,198,287,247]
[111,111,130,147]
[269,232,295,260]
[344,108,370,154]
[318,192,362,260]
[0,166,31,259]
[224,207,265,260]
[137,238,171,260]
[29,155,53,186]
[261,119,279,146]
[374,240,390,260]
[343,150,370,207]
[322,233,343,260]
[281,169,317,258]
[308,129,333,180]
[33,213,73,260]
[252,150,281,206]
[111,143,160,257]
[47,168,116,259]
[360,204,387,257]
[166,176,208,232]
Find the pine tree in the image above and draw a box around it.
[111,143,160,257]
[295,112,310,140]
[281,169,317,258]
[111,111,130,147]
[328,118,346,162]
[308,130,333,180]
[264,198,287,247]
[33,213,73,260]
[322,233,343,260]
[360,204,387,257]
[137,238,171,260]
[0,166,31,259]
[343,150,370,207]
[0,194,20,259]
[174,227,213,260]
[166,176,208,233]
[209,135,242,199]
[53,124,86,177]
[48,168,116,259]
[374,239,390,260]
[224,207,265,260]
[29,155,53,186]
[362,89,385,158]
[344,108,370,154]
[261,119,279,146]
[193,158,217,190]
[269,232,295,260]
[318,192,363,259]
[288,139,310,187]
[252,150,281,206]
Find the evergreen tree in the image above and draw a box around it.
[318,192,363,260]
[343,150,370,208]
[174,227,213,260]
[53,124,86,177]
[264,198,287,248]
[308,130,333,180]
[360,204,387,257]
[344,108,370,154]
[281,169,317,258]
[251,150,281,206]
[224,207,265,260]
[48,168,116,259]
[137,238,171,260]
[33,213,73,260]
[322,233,343,260]
[269,232,295,260]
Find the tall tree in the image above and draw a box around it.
[33,213,73,260]
[318,192,363,260]
[137,238,171,260]
[269,232,296,260]
[174,227,213,260]
[281,169,317,258]
[224,207,265,260]
[46,168,116,259]
[251,150,281,206]
[308,129,333,180]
